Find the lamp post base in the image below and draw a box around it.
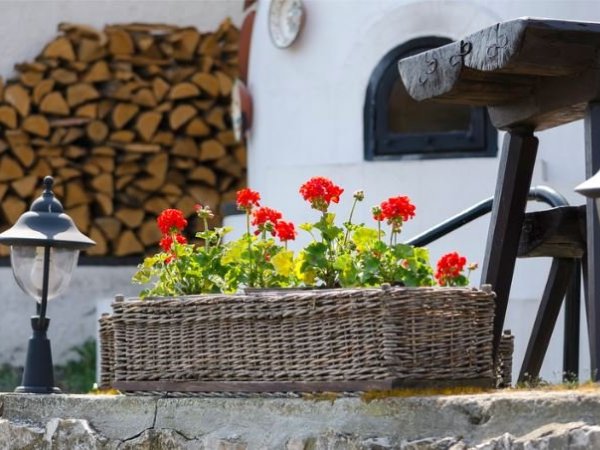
[15,316,60,394]
[14,386,61,394]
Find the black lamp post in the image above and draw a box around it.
[0,176,95,393]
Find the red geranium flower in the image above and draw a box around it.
[380,196,415,222]
[299,176,344,212]
[275,220,297,242]
[251,206,282,231]
[435,252,467,286]
[157,209,188,235]
[236,188,261,211]
[159,233,187,253]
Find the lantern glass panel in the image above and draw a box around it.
[10,246,79,302]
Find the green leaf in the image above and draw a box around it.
[352,226,379,252]
[272,250,295,277]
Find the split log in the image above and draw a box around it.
[43,36,76,61]
[115,208,145,228]
[152,130,174,145]
[109,130,135,143]
[107,28,135,55]
[12,145,34,168]
[0,156,24,181]
[145,196,171,215]
[65,181,90,207]
[66,83,99,107]
[0,106,17,128]
[112,102,139,128]
[66,204,90,232]
[172,137,197,157]
[11,175,38,198]
[186,117,210,137]
[191,73,219,97]
[136,111,162,141]
[95,192,113,216]
[206,107,226,130]
[51,68,78,85]
[86,226,107,255]
[22,115,50,137]
[86,119,109,142]
[95,216,122,239]
[40,91,70,115]
[114,230,144,256]
[33,80,55,105]
[92,172,113,196]
[139,220,162,246]
[83,60,111,83]
[169,104,196,129]
[5,84,30,117]
[188,166,217,186]
[199,139,226,161]
[1,195,27,224]
[188,185,220,210]
[20,71,44,87]
[152,77,170,102]
[132,88,157,107]
[168,82,199,100]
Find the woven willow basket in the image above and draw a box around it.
[101,286,498,394]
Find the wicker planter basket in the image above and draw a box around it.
[100,286,500,394]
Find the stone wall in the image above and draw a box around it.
[2,390,600,449]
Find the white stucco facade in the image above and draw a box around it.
[0,0,597,385]
[246,0,599,382]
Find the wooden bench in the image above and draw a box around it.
[398,18,600,381]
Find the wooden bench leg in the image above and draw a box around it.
[563,261,581,381]
[518,258,575,382]
[481,128,539,357]
[585,102,600,381]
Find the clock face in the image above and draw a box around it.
[268,0,305,48]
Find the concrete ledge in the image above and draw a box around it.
[2,390,600,448]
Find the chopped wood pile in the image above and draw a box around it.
[0,20,246,257]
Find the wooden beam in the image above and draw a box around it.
[518,258,575,382]
[584,102,600,381]
[518,205,586,258]
[481,129,538,357]
[563,261,581,380]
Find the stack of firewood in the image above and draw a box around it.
[0,19,246,257]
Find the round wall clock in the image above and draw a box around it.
[231,79,253,142]
[268,0,305,49]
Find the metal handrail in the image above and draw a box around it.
[406,185,570,247]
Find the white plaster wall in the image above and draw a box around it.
[0,0,244,367]
[247,0,600,383]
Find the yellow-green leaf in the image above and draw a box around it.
[271,250,294,277]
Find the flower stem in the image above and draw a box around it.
[203,217,209,251]
[342,198,358,246]
[246,210,254,287]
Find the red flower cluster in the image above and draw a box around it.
[435,252,467,286]
[380,196,415,222]
[236,188,261,211]
[159,233,187,253]
[373,195,416,232]
[251,206,283,231]
[157,209,188,235]
[299,176,344,212]
[156,209,188,263]
[275,220,296,242]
